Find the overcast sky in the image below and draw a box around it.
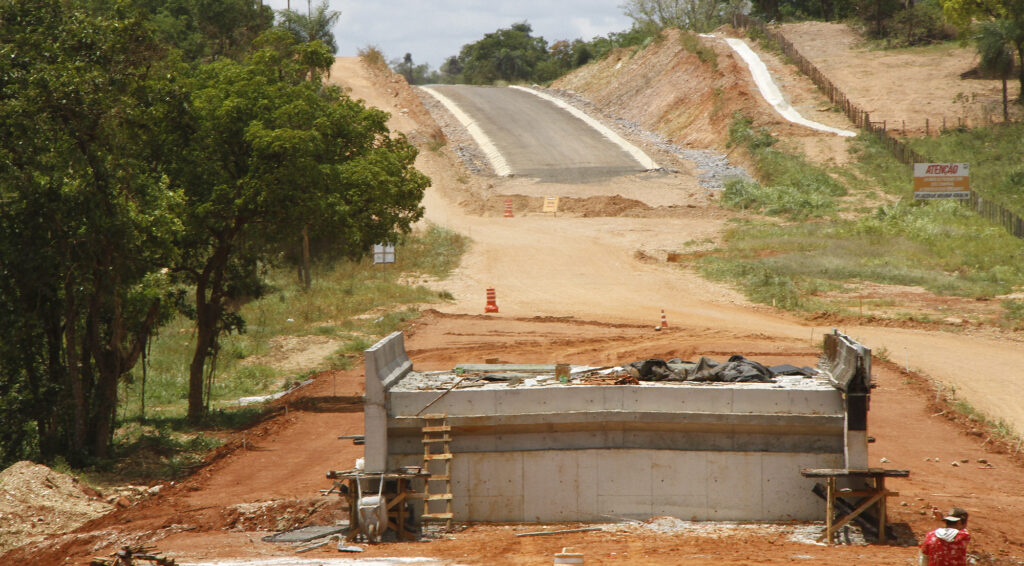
[261,1,633,69]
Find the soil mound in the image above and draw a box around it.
[0,461,112,554]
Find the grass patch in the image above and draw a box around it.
[122,224,468,422]
[697,124,1024,313]
[699,201,1024,311]
[426,137,446,152]
[950,399,1018,441]
[680,31,718,69]
[909,122,1024,217]
[357,45,387,69]
[721,113,845,220]
[1002,299,1024,330]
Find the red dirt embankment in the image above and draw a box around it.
[5,312,1024,565]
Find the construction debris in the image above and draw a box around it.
[515,527,603,537]
[90,545,176,566]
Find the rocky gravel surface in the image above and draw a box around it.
[416,89,496,177]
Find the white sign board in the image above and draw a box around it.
[913,163,970,200]
[372,243,395,264]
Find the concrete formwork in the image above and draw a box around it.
[363,331,871,522]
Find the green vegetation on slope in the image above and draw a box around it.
[910,123,1024,216]
[101,225,466,481]
[696,115,1024,318]
[720,113,846,220]
[129,225,466,419]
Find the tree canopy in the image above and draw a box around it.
[276,0,341,54]
[0,0,429,464]
[456,22,551,84]
[171,31,428,422]
[0,0,182,463]
[940,0,1024,101]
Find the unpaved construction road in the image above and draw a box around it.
[417,78,1024,439]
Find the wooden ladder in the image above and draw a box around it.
[420,413,453,529]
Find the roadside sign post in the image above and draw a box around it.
[543,196,560,216]
[913,163,969,200]
[372,243,395,265]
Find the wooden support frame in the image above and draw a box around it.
[327,470,428,543]
[802,468,908,545]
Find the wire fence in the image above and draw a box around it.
[731,14,1024,238]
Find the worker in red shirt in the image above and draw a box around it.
[920,507,970,566]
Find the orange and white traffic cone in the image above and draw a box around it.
[503,199,513,218]
[660,309,668,329]
[485,288,499,313]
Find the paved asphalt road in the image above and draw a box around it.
[428,85,648,183]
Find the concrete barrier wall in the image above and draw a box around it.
[364,332,412,472]
[390,449,843,521]
[389,384,844,419]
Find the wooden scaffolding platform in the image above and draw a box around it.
[802,467,909,545]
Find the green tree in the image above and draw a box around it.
[0,0,181,464]
[276,0,341,53]
[169,31,428,423]
[457,22,550,84]
[136,0,274,61]
[621,0,728,32]
[977,18,1019,118]
[941,0,1024,102]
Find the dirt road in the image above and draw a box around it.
[408,77,1024,436]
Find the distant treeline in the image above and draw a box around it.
[392,0,960,86]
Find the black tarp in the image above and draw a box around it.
[627,355,775,383]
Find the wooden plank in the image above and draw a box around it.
[421,512,454,520]
[515,527,603,537]
[802,468,909,478]
[838,490,899,498]
[829,492,884,538]
[422,426,451,433]
[825,477,835,545]
[386,491,407,510]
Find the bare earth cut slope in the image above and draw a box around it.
[5,23,1024,565]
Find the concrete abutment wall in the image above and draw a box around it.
[363,331,871,522]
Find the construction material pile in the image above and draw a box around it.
[625,355,817,383]
[0,460,113,554]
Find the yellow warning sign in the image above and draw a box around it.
[913,163,970,200]
[543,196,560,213]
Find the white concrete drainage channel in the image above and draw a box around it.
[701,35,857,138]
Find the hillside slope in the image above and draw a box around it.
[552,28,856,163]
